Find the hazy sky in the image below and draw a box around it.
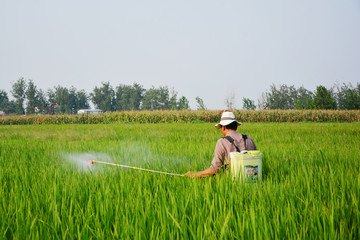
[1,0,359,109]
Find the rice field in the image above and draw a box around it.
[0,122,359,239]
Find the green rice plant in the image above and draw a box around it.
[0,122,359,239]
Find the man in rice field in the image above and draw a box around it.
[184,111,257,178]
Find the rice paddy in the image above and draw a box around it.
[0,122,359,239]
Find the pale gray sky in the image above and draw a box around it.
[1,0,359,109]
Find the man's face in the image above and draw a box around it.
[220,125,227,137]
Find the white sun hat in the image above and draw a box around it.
[215,111,242,129]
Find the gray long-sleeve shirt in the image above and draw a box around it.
[210,130,257,174]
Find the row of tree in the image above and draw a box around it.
[0,78,90,115]
[90,82,193,112]
[242,83,360,110]
[1,78,359,115]
[0,78,208,115]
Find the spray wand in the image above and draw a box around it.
[89,160,184,177]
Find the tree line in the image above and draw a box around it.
[1,78,359,115]
[0,78,210,115]
[242,83,360,110]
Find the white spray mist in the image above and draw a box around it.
[63,152,112,172]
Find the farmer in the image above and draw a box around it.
[184,111,257,178]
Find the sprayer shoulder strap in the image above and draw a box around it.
[224,135,247,152]
[242,134,247,149]
[223,136,239,152]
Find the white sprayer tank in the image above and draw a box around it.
[230,151,262,183]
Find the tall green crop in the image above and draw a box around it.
[1,110,359,125]
[0,122,359,239]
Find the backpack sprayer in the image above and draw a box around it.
[89,160,184,177]
[224,136,262,183]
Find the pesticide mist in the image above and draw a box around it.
[63,152,112,172]
[62,142,188,174]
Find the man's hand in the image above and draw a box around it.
[184,168,216,178]
[184,171,197,178]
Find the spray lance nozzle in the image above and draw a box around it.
[89,160,96,165]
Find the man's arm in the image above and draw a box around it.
[184,139,224,178]
[184,167,216,178]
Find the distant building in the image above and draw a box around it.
[77,109,102,114]
[0,111,5,116]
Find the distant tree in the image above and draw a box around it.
[288,85,298,109]
[11,78,27,114]
[178,96,190,110]
[47,89,57,114]
[142,88,155,110]
[242,98,256,110]
[0,90,9,111]
[54,86,71,114]
[336,83,360,110]
[0,90,16,114]
[115,83,144,111]
[6,101,17,114]
[76,89,90,110]
[158,86,170,110]
[264,84,317,109]
[294,86,314,109]
[25,80,39,114]
[90,82,115,112]
[266,84,297,109]
[128,83,144,110]
[195,96,207,110]
[313,85,337,109]
[115,84,129,111]
[142,86,170,110]
[142,87,160,110]
[36,89,49,114]
[169,89,178,110]
[224,92,236,110]
[68,87,78,114]
[257,92,267,110]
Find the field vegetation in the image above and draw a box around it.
[0,122,359,239]
[0,109,359,125]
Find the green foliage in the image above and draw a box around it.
[54,85,71,114]
[3,80,360,116]
[45,86,90,114]
[0,122,359,238]
[76,89,90,110]
[90,82,115,112]
[46,89,57,114]
[0,90,8,109]
[266,84,298,109]
[242,98,256,110]
[196,96,207,110]
[11,77,27,114]
[313,85,337,109]
[1,110,359,125]
[0,90,16,114]
[142,87,162,110]
[294,86,314,109]
[115,83,144,111]
[178,96,190,110]
[169,89,178,110]
[36,89,49,114]
[25,80,39,114]
[142,86,171,110]
[336,83,360,110]
[142,87,188,111]
[158,86,170,110]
